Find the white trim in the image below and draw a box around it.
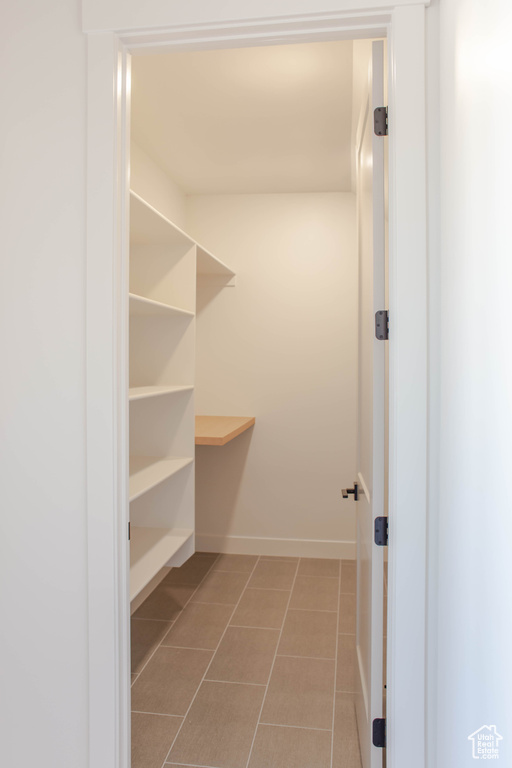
[86,33,130,768]
[82,2,430,35]
[386,6,427,767]
[85,7,428,768]
[195,534,356,560]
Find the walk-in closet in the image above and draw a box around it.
[128,38,384,768]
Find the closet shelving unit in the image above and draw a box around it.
[195,415,256,446]
[128,191,235,602]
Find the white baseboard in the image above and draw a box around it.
[195,533,355,560]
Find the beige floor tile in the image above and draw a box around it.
[339,593,356,634]
[161,602,233,650]
[298,558,340,578]
[261,655,335,730]
[191,570,250,605]
[131,646,212,716]
[336,634,357,693]
[131,618,173,674]
[260,555,299,562]
[333,693,362,768]
[131,712,182,768]
[289,576,338,612]
[194,551,219,559]
[230,588,290,629]
[248,724,332,768]
[212,553,259,572]
[206,626,280,685]
[133,582,197,621]
[247,560,297,590]
[341,560,356,593]
[164,556,216,585]
[278,609,337,659]
[169,680,265,768]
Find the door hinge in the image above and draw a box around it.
[342,482,359,501]
[373,718,386,748]
[375,310,389,340]
[374,107,388,136]
[128,522,131,541]
[374,517,388,546]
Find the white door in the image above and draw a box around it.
[355,40,386,768]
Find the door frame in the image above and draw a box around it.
[85,5,428,768]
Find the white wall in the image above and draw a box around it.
[0,2,88,767]
[351,39,372,189]
[435,0,512,764]
[130,140,186,227]
[4,0,512,765]
[187,193,357,558]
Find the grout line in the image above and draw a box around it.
[243,586,293,593]
[132,710,183,718]
[330,549,342,768]
[159,556,263,768]
[189,600,238,607]
[163,761,227,768]
[229,624,283,631]
[243,557,302,768]
[259,722,333,733]
[131,673,139,686]
[131,617,175,623]
[276,653,335,662]
[132,554,221,681]
[211,569,258,574]
[160,644,216,652]
[203,678,267,687]
[294,574,340,580]
[335,688,358,695]
[287,609,337,614]
[281,607,337,614]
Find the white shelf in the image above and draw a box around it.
[196,244,235,278]
[129,455,193,502]
[129,385,194,402]
[130,526,193,601]
[130,191,195,249]
[129,293,194,318]
[130,190,235,277]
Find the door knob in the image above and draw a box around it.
[342,483,359,501]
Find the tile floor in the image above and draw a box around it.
[131,553,362,768]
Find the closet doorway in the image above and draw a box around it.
[84,7,428,768]
[127,37,384,768]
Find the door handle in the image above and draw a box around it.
[341,483,359,501]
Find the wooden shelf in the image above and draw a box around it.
[129,385,194,402]
[130,526,193,600]
[195,415,256,446]
[129,455,193,501]
[129,293,194,318]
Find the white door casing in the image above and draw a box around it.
[84,5,428,767]
[355,40,385,768]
